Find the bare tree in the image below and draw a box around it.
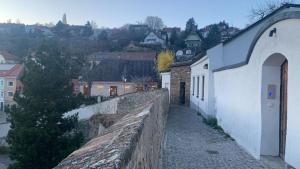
[249,0,294,22]
[144,16,164,30]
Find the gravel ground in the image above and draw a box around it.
[162,105,268,169]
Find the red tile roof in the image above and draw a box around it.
[0,51,17,61]
[0,64,24,77]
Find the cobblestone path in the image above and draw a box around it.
[162,105,268,169]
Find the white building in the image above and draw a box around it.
[141,32,166,48]
[190,56,215,118]
[90,81,137,97]
[162,4,300,168]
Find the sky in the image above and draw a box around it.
[0,0,300,29]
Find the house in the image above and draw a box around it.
[190,55,215,118]
[0,64,23,111]
[3,64,23,106]
[81,51,158,97]
[199,21,239,42]
[162,4,300,168]
[0,51,18,64]
[184,31,201,48]
[141,32,166,48]
[128,24,149,32]
[81,81,137,97]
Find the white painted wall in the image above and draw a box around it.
[190,56,215,117]
[89,82,136,97]
[161,72,170,100]
[65,97,120,120]
[213,19,300,168]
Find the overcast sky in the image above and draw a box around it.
[0,0,300,29]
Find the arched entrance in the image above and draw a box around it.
[260,53,288,160]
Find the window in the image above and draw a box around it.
[201,76,205,101]
[197,76,200,98]
[8,92,13,97]
[109,86,118,96]
[8,81,14,87]
[192,77,195,96]
[0,80,3,87]
[0,92,3,98]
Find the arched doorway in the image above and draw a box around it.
[260,53,288,160]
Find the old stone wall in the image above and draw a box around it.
[54,89,169,169]
[170,66,191,106]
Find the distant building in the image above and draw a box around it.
[81,81,137,97]
[199,21,239,42]
[175,49,197,62]
[81,51,158,97]
[0,64,23,110]
[3,64,23,106]
[25,25,54,37]
[128,24,149,32]
[0,51,18,64]
[184,31,201,48]
[161,27,181,46]
[141,32,166,48]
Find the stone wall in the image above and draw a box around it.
[54,89,169,169]
[170,65,191,106]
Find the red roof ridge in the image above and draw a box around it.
[5,64,23,77]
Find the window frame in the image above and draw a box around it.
[8,91,14,97]
[201,75,205,101]
[196,76,200,98]
[8,81,14,87]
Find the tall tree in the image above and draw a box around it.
[202,24,221,50]
[6,41,83,169]
[249,0,294,21]
[82,21,94,37]
[62,13,67,24]
[185,18,197,34]
[144,16,164,30]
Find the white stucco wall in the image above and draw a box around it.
[213,19,300,168]
[161,72,170,100]
[65,97,120,120]
[90,82,136,97]
[190,56,214,117]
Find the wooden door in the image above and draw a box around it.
[110,86,118,96]
[280,60,288,159]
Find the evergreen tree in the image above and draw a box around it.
[82,21,93,37]
[185,18,197,34]
[202,24,221,50]
[62,13,67,25]
[6,41,84,169]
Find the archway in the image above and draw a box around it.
[260,53,288,160]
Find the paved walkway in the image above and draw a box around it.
[162,105,268,169]
[0,154,10,169]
